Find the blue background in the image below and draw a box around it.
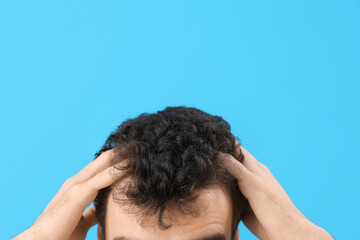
[1,1,359,239]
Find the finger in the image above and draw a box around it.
[33,164,129,239]
[219,152,263,198]
[234,141,263,175]
[219,152,256,183]
[82,205,98,230]
[38,149,118,219]
[240,145,275,178]
[85,162,129,191]
[242,206,269,240]
[69,205,98,240]
[76,162,129,209]
[72,149,117,184]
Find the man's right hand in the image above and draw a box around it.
[219,142,334,240]
[12,149,128,240]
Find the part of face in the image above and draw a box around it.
[97,184,239,240]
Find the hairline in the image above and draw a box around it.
[100,182,238,240]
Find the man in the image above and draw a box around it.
[12,106,334,240]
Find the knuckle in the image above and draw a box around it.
[63,176,76,187]
[79,166,90,177]
[68,183,89,198]
[67,184,81,197]
[84,179,98,192]
[67,186,86,205]
[79,181,95,195]
[59,183,91,210]
[219,152,233,162]
[260,163,273,176]
[258,161,267,170]
[254,175,267,191]
[256,160,270,172]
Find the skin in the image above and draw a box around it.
[99,184,237,240]
[219,143,334,240]
[12,142,334,240]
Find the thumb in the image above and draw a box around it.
[242,206,269,240]
[69,205,99,240]
[82,204,98,231]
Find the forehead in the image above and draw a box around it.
[104,184,234,240]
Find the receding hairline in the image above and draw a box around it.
[104,180,235,230]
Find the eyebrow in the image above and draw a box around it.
[113,233,226,240]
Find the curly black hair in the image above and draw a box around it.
[93,106,249,240]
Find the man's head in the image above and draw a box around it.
[93,106,249,240]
